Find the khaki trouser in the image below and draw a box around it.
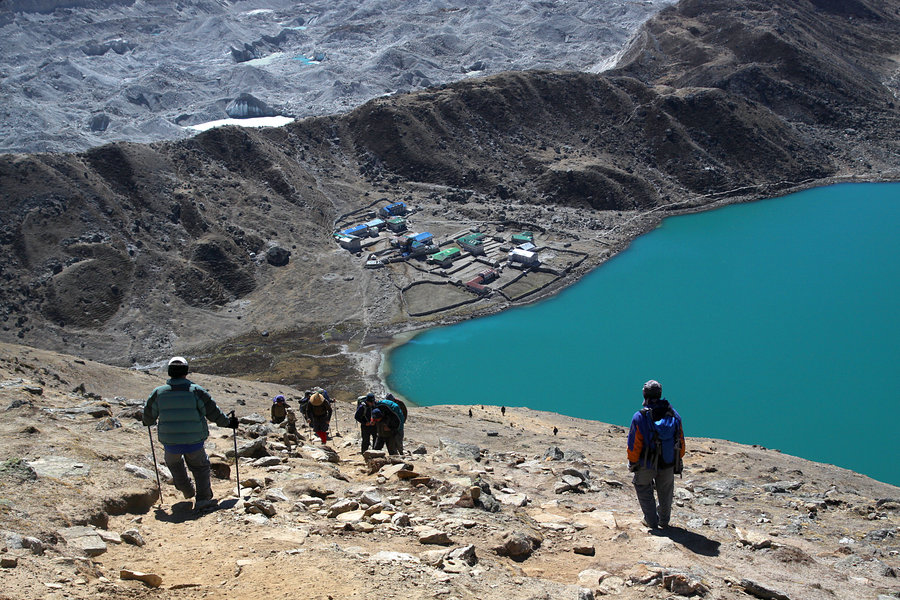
[165,447,213,501]
[632,464,674,527]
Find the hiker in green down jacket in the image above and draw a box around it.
[143,356,238,510]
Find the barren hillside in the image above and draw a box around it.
[1,0,898,397]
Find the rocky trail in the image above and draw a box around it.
[1,341,898,600]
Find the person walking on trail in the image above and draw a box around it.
[271,394,288,424]
[143,356,238,511]
[626,379,685,530]
[370,396,406,455]
[304,391,332,444]
[354,393,378,453]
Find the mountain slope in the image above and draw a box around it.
[0,0,897,392]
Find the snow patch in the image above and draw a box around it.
[185,116,294,132]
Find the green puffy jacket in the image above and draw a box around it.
[143,378,230,445]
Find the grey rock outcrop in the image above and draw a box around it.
[226,94,276,119]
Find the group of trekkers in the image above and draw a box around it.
[270,389,334,445]
[269,388,408,456]
[353,392,407,455]
[144,355,683,530]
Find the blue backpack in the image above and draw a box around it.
[641,407,682,473]
[377,399,406,426]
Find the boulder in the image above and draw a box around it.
[121,529,145,547]
[57,526,107,557]
[762,481,803,494]
[740,579,790,600]
[415,526,452,545]
[28,456,91,478]
[239,413,267,425]
[327,499,359,518]
[266,246,291,266]
[89,114,110,132]
[543,446,564,461]
[493,530,540,561]
[233,438,269,459]
[246,500,277,517]
[392,512,411,527]
[439,439,481,461]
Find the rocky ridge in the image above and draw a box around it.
[1,342,898,600]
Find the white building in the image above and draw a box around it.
[509,248,539,266]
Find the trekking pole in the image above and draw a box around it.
[147,426,163,508]
[332,401,340,436]
[229,411,241,498]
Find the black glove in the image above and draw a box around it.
[228,415,239,429]
[628,461,639,473]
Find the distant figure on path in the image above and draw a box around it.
[501,406,506,416]
[143,356,238,511]
[304,392,332,444]
[354,393,378,453]
[468,408,473,418]
[626,380,685,529]
[553,426,558,436]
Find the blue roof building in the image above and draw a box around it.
[342,224,369,237]
[378,202,408,217]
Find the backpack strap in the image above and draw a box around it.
[639,407,660,470]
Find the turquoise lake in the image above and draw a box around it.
[385,182,900,486]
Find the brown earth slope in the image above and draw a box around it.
[0,341,898,600]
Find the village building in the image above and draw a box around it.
[411,232,434,246]
[465,267,500,295]
[511,232,534,245]
[465,278,488,295]
[378,201,408,218]
[364,253,384,268]
[333,234,362,252]
[392,234,413,249]
[386,216,407,232]
[456,232,486,255]
[509,247,539,267]
[341,224,370,238]
[428,247,461,267]
[407,240,435,257]
[477,268,499,283]
[393,232,431,250]
[364,218,386,234]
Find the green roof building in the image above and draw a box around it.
[456,232,486,255]
[428,247,461,266]
[511,231,534,245]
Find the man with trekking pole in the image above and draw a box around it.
[143,356,238,511]
[626,380,685,530]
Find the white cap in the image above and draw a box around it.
[168,356,188,367]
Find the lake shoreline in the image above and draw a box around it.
[373,180,900,486]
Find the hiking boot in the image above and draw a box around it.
[641,519,659,529]
[194,497,217,511]
[180,485,196,500]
